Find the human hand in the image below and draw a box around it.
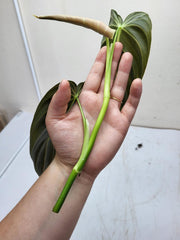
[46,42,142,180]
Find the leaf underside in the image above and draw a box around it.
[30,81,83,175]
[30,10,152,175]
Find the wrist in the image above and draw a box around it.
[52,154,95,188]
[53,154,74,177]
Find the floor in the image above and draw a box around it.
[0,112,180,240]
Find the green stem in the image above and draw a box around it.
[52,28,121,213]
[84,39,114,157]
[84,28,121,155]
[52,98,89,213]
[52,168,78,212]
[76,98,90,160]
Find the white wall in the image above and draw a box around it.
[1,0,180,129]
[0,0,39,121]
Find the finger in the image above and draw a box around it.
[99,42,123,93]
[82,46,107,92]
[110,42,123,85]
[121,78,142,123]
[110,52,133,108]
[46,80,71,121]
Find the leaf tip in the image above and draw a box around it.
[34,15,40,19]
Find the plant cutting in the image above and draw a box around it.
[30,9,152,213]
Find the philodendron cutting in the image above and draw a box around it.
[30,9,152,213]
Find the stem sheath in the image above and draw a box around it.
[35,15,115,39]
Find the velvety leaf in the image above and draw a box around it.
[30,10,152,175]
[30,81,83,175]
[101,10,152,107]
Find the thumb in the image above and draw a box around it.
[46,80,71,121]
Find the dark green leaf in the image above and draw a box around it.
[30,10,152,175]
[30,81,84,175]
[101,10,152,108]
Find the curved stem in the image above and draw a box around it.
[52,98,89,213]
[53,28,121,213]
[85,38,114,156]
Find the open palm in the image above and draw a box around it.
[46,43,142,179]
